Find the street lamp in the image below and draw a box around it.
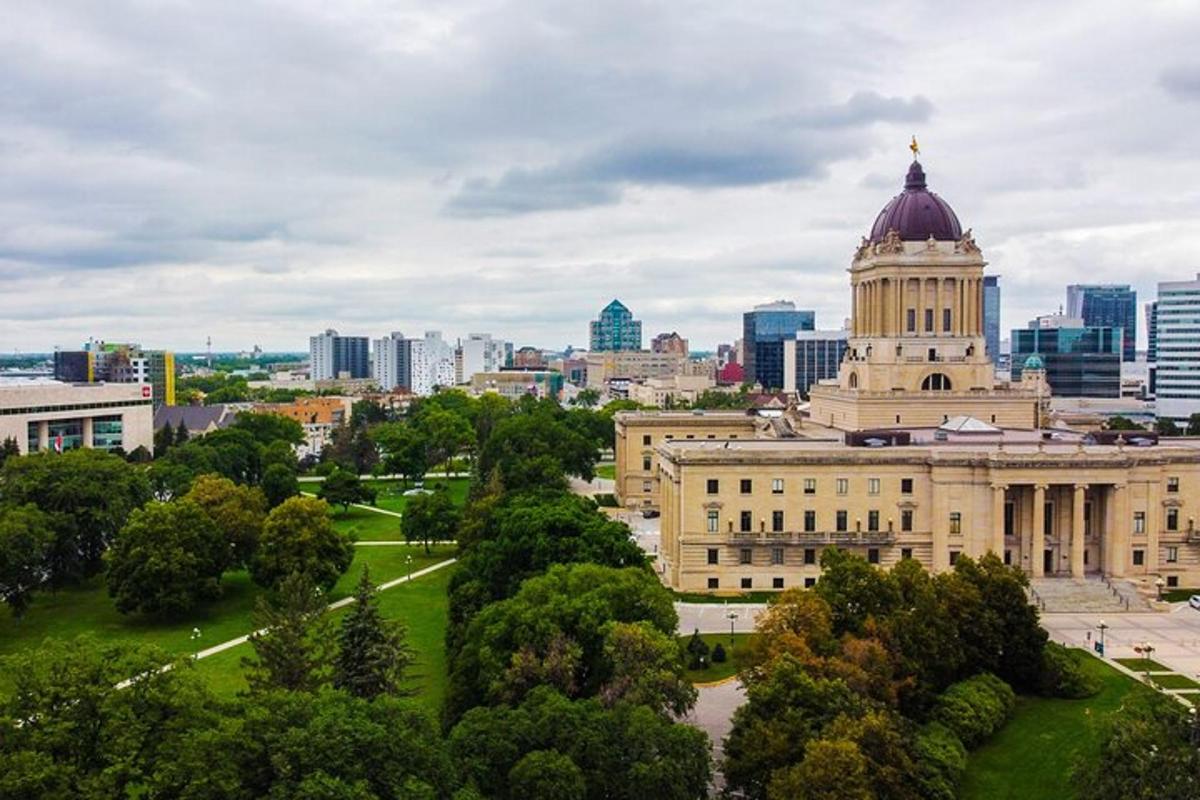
[1097,620,1109,656]
[1155,576,1166,601]
[190,627,202,657]
[727,609,739,644]
[406,554,414,582]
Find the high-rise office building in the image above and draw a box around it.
[1154,275,1200,422]
[1066,284,1137,362]
[423,331,456,388]
[742,300,815,391]
[783,330,848,397]
[1010,316,1121,398]
[456,333,511,384]
[54,340,176,407]
[310,329,370,380]
[589,300,642,352]
[983,276,1000,363]
[650,332,688,357]
[1146,301,1159,363]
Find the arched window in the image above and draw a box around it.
[848,372,859,389]
[922,373,952,391]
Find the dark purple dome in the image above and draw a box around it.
[868,161,962,243]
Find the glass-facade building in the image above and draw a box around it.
[1154,275,1200,422]
[983,276,1000,363]
[786,331,848,398]
[743,301,815,391]
[1066,284,1137,363]
[589,300,642,352]
[1010,326,1122,397]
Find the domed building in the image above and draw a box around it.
[614,153,1200,595]
[807,160,1038,430]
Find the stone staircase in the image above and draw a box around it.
[1028,576,1150,613]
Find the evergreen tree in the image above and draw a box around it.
[153,424,174,458]
[333,566,415,699]
[175,420,190,444]
[0,436,19,467]
[243,571,331,693]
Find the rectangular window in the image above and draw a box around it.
[642,434,651,445]
[1168,575,1179,587]
[901,547,913,560]
[901,478,913,495]
[868,478,880,495]
[1004,501,1015,537]
[1168,508,1179,531]
[771,547,784,565]
[1168,477,1180,493]
[804,510,816,532]
[804,577,817,588]
[740,511,752,532]
[773,577,785,589]
[706,479,719,494]
[1133,549,1145,566]
[708,577,719,589]
[943,308,952,332]
[868,510,880,531]
[1134,512,1146,534]
[949,512,962,535]
[771,478,784,495]
[804,478,816,495]
[901,509,913,532]
[642,456,651,471]
[924,308,934,332]
[1167,546,1179,563]
[1005,549,1012,565]
[741,577,753,589]
[836,478,849,495]
[906,308,916,332]
[836,510,848,532]
[804,548,816,565]
[868,548,880,564]
[707,548,719,565]
[949,551,960,566]
[740,548,752,565]
[642,481,651,493]
[772,510,784,532]
[740,478,752,494]
[1044,502,1055,536]
[707,510,719,533]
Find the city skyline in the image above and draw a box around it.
[4,2,1200,352]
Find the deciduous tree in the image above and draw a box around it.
[401,486,459,553]
[184,473,267,568]
[0,504,53,617]
[251,495,353,590]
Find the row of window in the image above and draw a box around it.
[705,477,915,496]
[0,398,151,416]
[707,508,916,533]
[640,432,741,446]
[707,546,900,566]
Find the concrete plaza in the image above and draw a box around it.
[1041,604,1200,679]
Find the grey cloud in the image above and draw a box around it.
[1160,65,1200,100]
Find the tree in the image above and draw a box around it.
[1104,415,1143,431]
[447,563,678,721]
[153,423,174,457]
[401,486,460,553]
[175,419,190,444]
[598,620,696,716]
[317,466,375,511]
[1156,417,1182,436]
[232,411,304,446]
[1188,412,1200,437]
[125,444,152,463]
[767,739,873,800]
[184,473,267,568]
[815,547,900,635]
[260,462,299,508]
[509,750,586,800]
[324,423,379,474]
[0,637,221,798]
[333,566,415,699]
[105,500,228,615]
[251,495,354,590]
[0,448,152,585]
[0,435,20,467]
[243,570,331,693]
[478,404,600,491]
[370,422,430,486]
[415,405,473,469]
[573,388,600,408]
[0,504,54,617]
[260,439,298,473]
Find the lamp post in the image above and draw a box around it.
[1155,576,1166,602]
[1097,620,1109,656]
[190,627,202,658]
[406,554,414,582]
[727,609,738,644]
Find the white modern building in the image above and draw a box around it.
[456,333,511,385]
[309,329,370,381]
[372,332,432,395]
[424,331,456,389]
[1154,274,1200,423]
[0,382,154,455]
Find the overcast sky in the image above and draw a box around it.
[4,0,1200,354]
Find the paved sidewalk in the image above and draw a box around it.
[675,602,767,635]
[1041,604,1200,679]
[299,490,404,517]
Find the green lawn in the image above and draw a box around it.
[1115,657,1171,672]
[679,632,751,684]
[363,477,470,514]
[595,464,615,480]
[1163,588,1200,603]
[961,653,1155,800]
[672,590,780,604]
[302,477,471,541]
[1151,673,1200,690]
[192,563,455,714]
[0,545,454,695]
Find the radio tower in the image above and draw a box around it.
[206,336,212,370]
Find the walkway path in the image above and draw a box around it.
[299,490,404,518]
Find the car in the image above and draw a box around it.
[641,509,661,519]
[1189,595,1200,610]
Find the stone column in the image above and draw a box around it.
[1108,485,1130,576]
[918,278,926,335]
[991,484,1007,556]
[82,417,94,450]
[852,283,859,336]
[1032,483,1047,577]
[37,420,49,452]
[1071,484,1086,577]
[1145,481,1161,574]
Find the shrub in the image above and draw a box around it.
[712,643,727,663]
[1038,642,1101,698]
[594,493,619,508]
[913,722,967,800]
[685,629,710,670]
[931,673,1014,749]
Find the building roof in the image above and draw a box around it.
[153,404,234,432]
[869,161,963,243]
[938,415,1001,434]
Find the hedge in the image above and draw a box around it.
[931,673,1015,749]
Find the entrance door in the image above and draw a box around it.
[1043,549,1054,575]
